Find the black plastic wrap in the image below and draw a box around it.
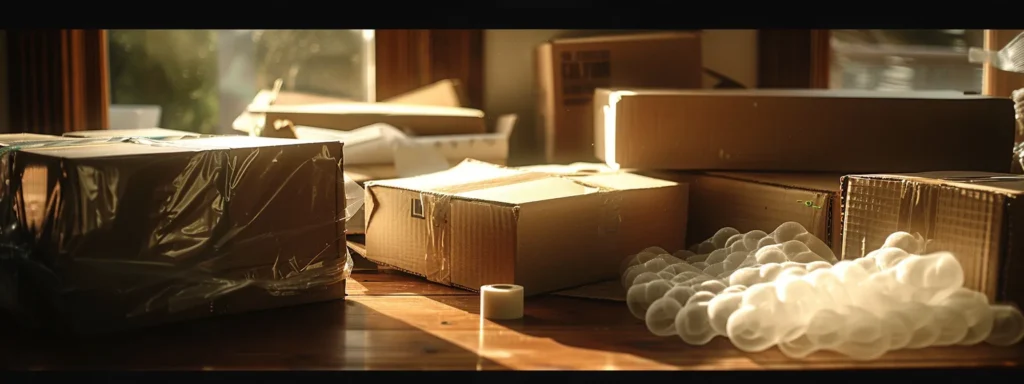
[0,136,354,333]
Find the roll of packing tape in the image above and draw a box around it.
[480,284,524,320]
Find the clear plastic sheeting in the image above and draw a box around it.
[0,136,354,333]
[1013,89,1024,173]
[620,224,1024,360]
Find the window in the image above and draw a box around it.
[829,30,985,93]
[107,30,375,134]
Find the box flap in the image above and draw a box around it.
[517,162,621,175]
[367,160,527,192]
[383,79,466,108]
[367,160,655,206]
[566,172,677,190]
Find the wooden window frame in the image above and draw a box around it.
[3,30,109,134]
[982,30,1024,98]
[757,29,831,89]
[2,29,485,134]
[374,30,485,109]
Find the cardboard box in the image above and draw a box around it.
[647,172,844,254]
[363,160,689,295]
[594,89,1016,173]
[0,136,348,333]
[254,102,486,137]
[841,172,1024,305]
[289,114,517,168]
[383,79,467,108]
[537,32,702,164]
[234,79,469,136]
[63,128,209,139]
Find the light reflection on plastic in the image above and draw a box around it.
[22,165,47,234]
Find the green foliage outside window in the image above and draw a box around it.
[107,29,369,134]
[108,30,219,134]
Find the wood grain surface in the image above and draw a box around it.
[2,269,1023,370]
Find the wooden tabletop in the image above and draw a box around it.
[2,269,1024,370]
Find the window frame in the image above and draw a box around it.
[759,29,1024,96]
[374,29,484,109]
[982,30,1024,98]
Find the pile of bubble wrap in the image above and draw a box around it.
[621,222,1024,360]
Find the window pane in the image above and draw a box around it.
[107,30,374,134]
[829,29,984,93]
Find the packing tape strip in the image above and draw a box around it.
[343,173,365,222]
[480,284,524,320]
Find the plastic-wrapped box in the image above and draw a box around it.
[0,136,352,333]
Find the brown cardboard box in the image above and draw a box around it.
[363,160,689,295]
[0,136,348,333]
[63,128,208,139]
[234,79,470,136]
[254,102,486,137]
[384,79,467,108]
[647,172,844,254]
[537,32,702,164]
[594,89,1016,173]
[841,172,1024,306]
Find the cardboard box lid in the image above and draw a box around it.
[368,160,672,206]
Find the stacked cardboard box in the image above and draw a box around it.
[0,134,350,333]
[592,88,1018,304]
[359,32,1018,303]
[536,32,703,164]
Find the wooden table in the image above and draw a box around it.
[2,269,1024,370]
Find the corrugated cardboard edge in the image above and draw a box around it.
[841,173,1024,304]
[839,175,853,260]
[707,172,843,253]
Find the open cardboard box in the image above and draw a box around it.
[361,159,690,296]
[234,79,485,138]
